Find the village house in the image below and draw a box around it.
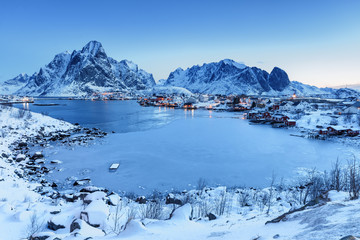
[343,102,360,114]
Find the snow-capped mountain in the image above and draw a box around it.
[0,73,30,95]
[2,45,359,98]
[2,41,155,96]
[164,59,288,95]
[164,59,358,97]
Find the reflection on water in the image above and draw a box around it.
[22,102,29,110]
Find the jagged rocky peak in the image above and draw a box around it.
[268,67,290,91]
[164,59,312,95]
[219,59,247,69]
[120,60,139,72]
[11,73,29,83]
[4,40,155,96]
[80,40,106,57]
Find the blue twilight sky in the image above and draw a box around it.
[0,0,360,87]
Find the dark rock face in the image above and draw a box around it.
[268,67,290,91]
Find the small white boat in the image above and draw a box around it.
[109,163,120,171]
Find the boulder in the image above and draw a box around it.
[47,220,65,231]
[70,219,81,232]
[62,194,78,202]
[80,186,107,193]
[50,160,62,164]
[84,191,106,202]
[82,200,109,227]
[107,193,121,206]
[32,152,44,160]
[30,232,55,240]
[69,219,105,237]
[165,194,183,205]
[206,213,216,221]
[340,236,358,240]
[73,178,91,186]
[170,204,191,221]
[16,154,26,162]
[135,196,147,204]
[18,142,27,148]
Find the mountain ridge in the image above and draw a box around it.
[1,41,358,98]
[0,41,155,96]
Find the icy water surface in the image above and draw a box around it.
[16,100,360,194]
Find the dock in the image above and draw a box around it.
[109,163,120,171]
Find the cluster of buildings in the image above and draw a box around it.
[88,92,136,101]
[138,93,360,138]
[0,95,34,104]
[247,111,296,127]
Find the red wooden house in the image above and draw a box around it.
[285,119,296,126]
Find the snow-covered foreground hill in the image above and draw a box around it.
[0,106,360,240]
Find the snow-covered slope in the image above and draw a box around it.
[140,86,193,96]
[0,73,30,95]
[4,41,155,96]
[164,59,359,97]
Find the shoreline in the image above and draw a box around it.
[1,105,360,240]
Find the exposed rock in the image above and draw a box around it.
[207,213,217,221]
[340,236,358,240]
[70,219,81,232]
[69,219,105,237]
[18,142,27,148]
[47,220,65,231]
[50,160,62,164]
[165,194,183,205]
[15,154,26,162]
[31,151,44,160]
[73,178,91,186]
[30,232,55,240]
[135,196,147,204]
[82,200,109,227]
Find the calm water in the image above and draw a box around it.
[15,100,360,194]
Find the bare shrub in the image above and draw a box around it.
[124,207,136,230]
[330,158,344,191]
[139,200,162,220]
[26,212,44,239]
[330,118,338,125]
[237,191,251,207]
[110,201,124,235]
[214,189,229,216]
[255,190,269,212]
[197,178,207,193]
[344,114,352,124]
[190,199,210,219]
[266,172,276,215]
[348,157,360,199]
[11,108,26,119]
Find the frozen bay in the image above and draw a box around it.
[16,100,360,194]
